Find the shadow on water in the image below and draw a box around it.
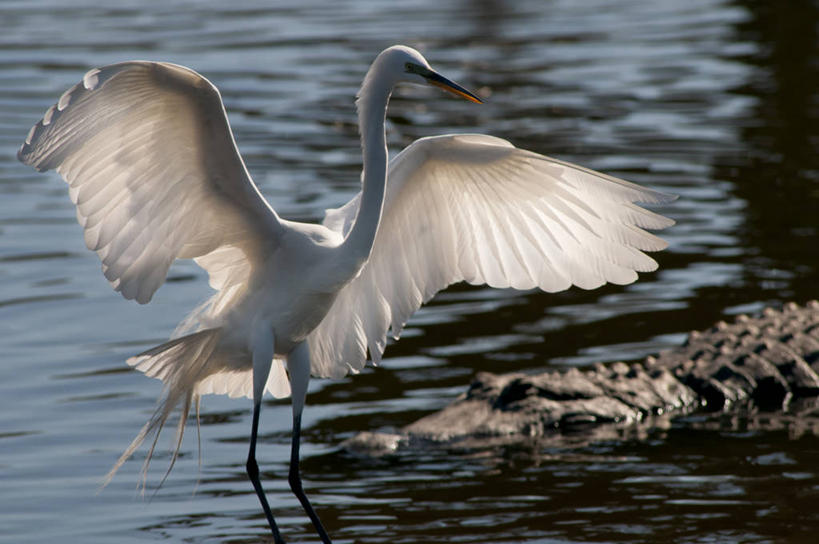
[715,0,819,303]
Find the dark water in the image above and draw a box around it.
[1,0,818,542]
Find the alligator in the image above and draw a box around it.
[343,301,819,456]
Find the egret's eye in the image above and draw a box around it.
[405,62,424,75]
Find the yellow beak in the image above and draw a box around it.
[424,70,483,104]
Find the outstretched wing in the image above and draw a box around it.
[309,134,675,378]
[18,61,281,303]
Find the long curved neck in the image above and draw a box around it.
[340,70,392,265]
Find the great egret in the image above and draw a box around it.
[18,45,674,542]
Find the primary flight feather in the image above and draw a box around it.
[18,45,674,543]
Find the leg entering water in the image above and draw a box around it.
[245,322,285,541]
[287,341,333,544]
[246,401,285,543]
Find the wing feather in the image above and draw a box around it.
[309,133,675,378]
[18,61,281,303]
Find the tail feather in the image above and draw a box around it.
[102,326,292,491]
[102,329,221,491]
[157,389,193,492]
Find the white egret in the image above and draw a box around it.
[18,45,674,542]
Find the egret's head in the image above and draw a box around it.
[376,45,482,104]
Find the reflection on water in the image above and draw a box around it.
[1,0,818,543]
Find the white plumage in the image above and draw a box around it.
[311,133,673,379]
[18,45,674,543]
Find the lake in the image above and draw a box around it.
[1,0,818,542]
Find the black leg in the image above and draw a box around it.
[288,413,332,544]
[246,400,286,544]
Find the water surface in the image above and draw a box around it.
[1,1,818,542]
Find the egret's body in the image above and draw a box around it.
[18,46,674,543]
